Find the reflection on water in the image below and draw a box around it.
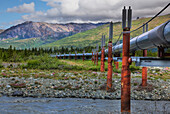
[0,96,169,114]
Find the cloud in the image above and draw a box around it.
[21,0,169,24]
[7,2,35,13]
[8,0,170,25]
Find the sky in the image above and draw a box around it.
[0,0,169,29]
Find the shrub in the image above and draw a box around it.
[27,60,40,68]
[0,59,3,68]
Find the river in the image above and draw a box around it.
[0,96,169,114]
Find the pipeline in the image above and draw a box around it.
[112,21,170,54]
[55,21,170,58]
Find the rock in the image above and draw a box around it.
[12,91,24,96]
[6,85,11,88]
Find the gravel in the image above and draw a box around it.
[0,71,169,100]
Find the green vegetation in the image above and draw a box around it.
[42,14,170,48]
[0,37,58,49]
[0,45,97,62]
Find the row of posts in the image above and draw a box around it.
[56,50,86,61]
[92,6,148,113]
[56,6,152,113]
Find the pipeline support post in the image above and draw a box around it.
[83,50,85,61]
[94,51,96,64]
[92,51,94,62]
[83,54,84,61]
[69,53,71,60]
[107,41,113,90]
[96,44,99,66]
[100,47,105,72]
[100,35,105,72]
[59,53,61,59]
[96,52,98,66]
[107,22,113,91]
[158,47,164,57]
[121,6,132,113]
[114,54,120,70]
[142,23,148,87]
[56,53,58,59]
[142,49,147,86]
[121,27,131,113]
[75,51,77,60]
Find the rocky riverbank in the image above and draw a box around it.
[0,69,169,100]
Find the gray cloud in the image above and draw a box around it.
[7,2,35,13]
[6,0,170,26]
[20,0,169,24]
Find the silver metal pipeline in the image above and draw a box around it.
[111,20,170,54]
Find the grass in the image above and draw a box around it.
[0,55,169,81]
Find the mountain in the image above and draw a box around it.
[0,14,169,49]
[0,21,104,40]
[42,14,170,48]
[0,29,4,34]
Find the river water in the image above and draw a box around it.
[0,96,169,114]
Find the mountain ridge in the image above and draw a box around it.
[0,21,106,40]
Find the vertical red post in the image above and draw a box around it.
[142,50,147,86]
[100,47,105,72]
[114,54,120,70]
[75,53,77,60]
[158,47,164,57]
[121,27,131,113]
[69,53,71,60]
[92,52,94,62]
[96,52,98,65]
[60,55,61,59]
[107,21,113,91]
[83,54,84,61]
[107,41,113,91]
[116,62,119,69]
[121,6,132,113]
[94,52,96,64]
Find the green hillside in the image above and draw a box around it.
[42,14,170,48]
[0,37,58,49]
